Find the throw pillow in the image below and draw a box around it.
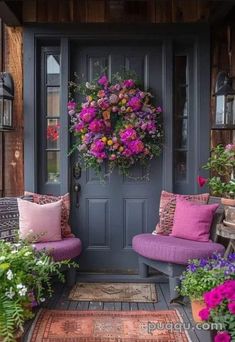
[18,198,62,242]
[24,192,74,238]
[170,197,219,242]
[0,196,33,241]
[153,190,210,235]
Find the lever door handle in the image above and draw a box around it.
[74,183,81,208]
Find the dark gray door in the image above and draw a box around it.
[71,44,163,273]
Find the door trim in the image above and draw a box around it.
[23,24,210,195]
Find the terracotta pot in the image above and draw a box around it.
[221,197,235,207]
[191,299,206,323]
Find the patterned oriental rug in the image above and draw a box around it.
[28,309,190,342]
[69,283,157,303]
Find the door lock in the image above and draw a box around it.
[74,183,81,208]
[73,162,81,180]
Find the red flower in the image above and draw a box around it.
[197,175,208,188]
[47,124,60,141]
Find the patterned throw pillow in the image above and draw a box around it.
[152,190,210,235]
[24,192,74,238]
[0,196,33,241]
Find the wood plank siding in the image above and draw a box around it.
[0,0,235,196]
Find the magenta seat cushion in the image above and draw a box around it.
[33,237,82,261]
[170,197,219,242]
[132,234,225,265]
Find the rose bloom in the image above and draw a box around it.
[123,79,135,88]
[128,140,144,154]
[128,97,142,111]
[80,107,96,123]
[120,128,137,143]
[88,119,105,133]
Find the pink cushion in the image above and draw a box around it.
[170,197,219,242]
[34,238,82,261]
[17,198,62,242]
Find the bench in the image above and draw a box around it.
[0,195,82,286]
[132,197,226,301]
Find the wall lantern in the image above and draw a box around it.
[0,72,14,131]
[213,71,235,129]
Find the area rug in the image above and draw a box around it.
[28,309,190,341]
[69,282,157,302]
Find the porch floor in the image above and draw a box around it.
[23,279,211,342]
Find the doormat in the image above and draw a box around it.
[28,309,191,342]
[68,282,157,302]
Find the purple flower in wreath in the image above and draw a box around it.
[128,97,142,111]
[98,75,108,86]
[89,119,105,133]
[128,140,145,154]
[91,140,105,153]
[120,128,137,143]
[123,79,135,88]
[80,107,96,123]
[74,122,85,132]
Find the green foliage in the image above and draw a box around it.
[177,255,235,300]
[202,144,235,198]
[0,239,78,341]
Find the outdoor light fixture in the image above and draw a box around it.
[0,72,14,131]
[214,71,235,129]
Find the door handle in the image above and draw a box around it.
[74,183,81,208]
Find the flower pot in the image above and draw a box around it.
[191,299,205,323]
[221,197,235,207]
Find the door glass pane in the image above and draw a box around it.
[175,119,188,149]
[47,151,60,183]
[47,119,60,149]
[174,151,187,181]
[47,55,60,85]
[174,55,188,183]
[47,87,60,116]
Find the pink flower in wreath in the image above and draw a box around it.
[120,128,137,143]
[123,79,135,88]
[128,97,142,111]
[74,122,85,132]
[89,119,105,133]
[98,75,108,86]
[128,140,144,154]
[67,101,76,111]
[80,107,96,123]
[91,140,105,153]
[122,148,133,157]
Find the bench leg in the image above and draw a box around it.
[66,266,77,287]
[169,276,181,302]
[139,258,149,277]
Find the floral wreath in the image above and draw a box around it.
[68,74,163,176]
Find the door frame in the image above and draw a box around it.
[23,23,210,195]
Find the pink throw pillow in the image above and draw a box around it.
[17,198,62,242]
[153,191,210,235]
[170,197,219,242]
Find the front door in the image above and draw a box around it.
[71,44,163,273]
[25,26,210,274]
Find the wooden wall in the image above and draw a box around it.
[22,0,212,24]
[0,0,235,196]
[1,26,24,196]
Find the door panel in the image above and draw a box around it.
[70,43,163,272]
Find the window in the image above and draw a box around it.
[41,48,61,185]
[173,55,189,184]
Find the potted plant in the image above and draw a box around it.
[0,239,76,342]
[199,278,235,342]
[177,253,235,323]
[198,144,235,206]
